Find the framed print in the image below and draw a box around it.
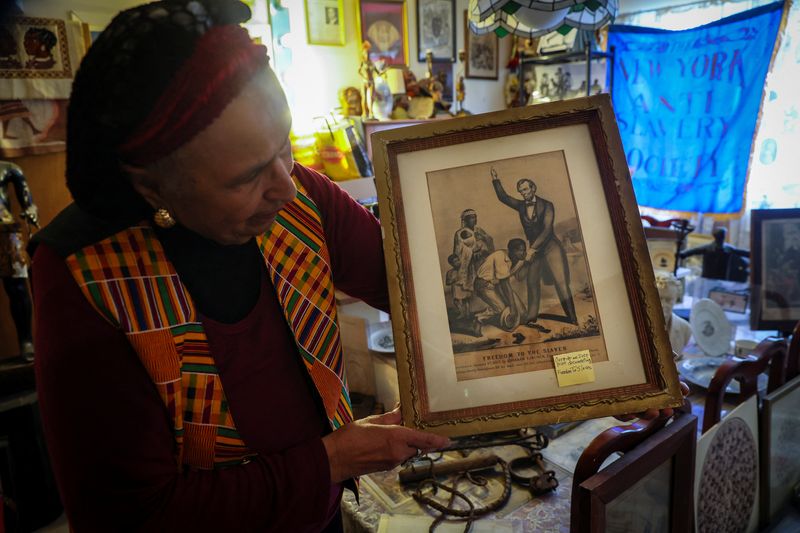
[523,59,608,104]
[695,395,760,533]
[750,208,800,331]
[358,0,408,66]
[760,376,800,527]
[304,0,345,46]
[416,0,455,62]
[573,413,697,533]
[708,288,748,314]
[463,10,498,80]
[372,95,684,437]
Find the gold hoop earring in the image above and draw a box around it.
[153,207,176,228]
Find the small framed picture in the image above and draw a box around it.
[708,288,748,314]
[372,95,684,437]
[304,0,345,46]
[416,0,455,62]
[358,0,408,66]
[645,237,676,273]
[750,208,800,331]
[463,10,498,80]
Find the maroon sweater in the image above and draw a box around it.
[32,166,389,531]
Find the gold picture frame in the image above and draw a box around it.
[304,0,346,46]
[373,95,684,437]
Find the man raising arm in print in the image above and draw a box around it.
[490,168,577,330]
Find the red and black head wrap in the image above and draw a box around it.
[118,25,267,166]
[67,0,268,221]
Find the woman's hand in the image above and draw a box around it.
[322,406,451,483]
[614,381,691,422]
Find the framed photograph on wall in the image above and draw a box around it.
[750,208,800,331]
[372,95,684,437]
[358,0,408,66]
[417,0,455,62]
[464,10,498,80]
[305,0,345,46]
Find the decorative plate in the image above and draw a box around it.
[368,322,395,353]
[697,416,758,532]
[677,357,768,394]
[690,298,732,357]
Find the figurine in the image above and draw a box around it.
[419,50,446,117]
[425,49,434,81]
[339,86,363,117]
[504,72,521,108]
[655,272,691,358]
[679,227,749,281]
[358,40,382,119]
[1,161,38,361]
[455,49,467,115]
[523,72,536,105]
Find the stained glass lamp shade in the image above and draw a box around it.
[470,0,618,38]
[476,0,580,22]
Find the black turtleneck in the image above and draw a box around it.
[155,223,265,324]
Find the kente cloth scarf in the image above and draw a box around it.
[65,185,352,470]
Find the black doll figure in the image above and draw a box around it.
[1,161,38,360]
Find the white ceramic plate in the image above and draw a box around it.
[690,298,732,357]
[678,357,768,394]
[368,323,395,353]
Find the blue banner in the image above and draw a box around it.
[608,3,784,214]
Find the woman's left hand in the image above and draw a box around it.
[614,381,691,422]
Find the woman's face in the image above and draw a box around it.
[147,69,297,245]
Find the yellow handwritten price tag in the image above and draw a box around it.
[552,350,596,387]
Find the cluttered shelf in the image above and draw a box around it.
[519,49,613,66]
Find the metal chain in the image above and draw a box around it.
[405,429,555,532]
[509,452,559,496]
[412,458,512,533]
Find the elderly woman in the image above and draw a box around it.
[30,1,447,530]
